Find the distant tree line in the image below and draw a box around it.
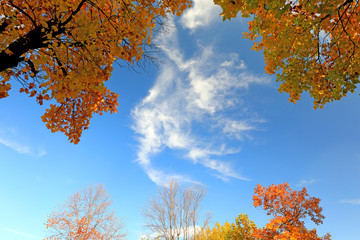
[44,181,331,240]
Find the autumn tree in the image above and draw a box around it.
[142,180,211,240]
[252,182,331,240]
[215,0,360,108]
[197,213,256,240]
[44,184,125,240]
[0,0,191,143]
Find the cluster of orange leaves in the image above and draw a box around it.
[214,0,360,109]
[0,0,191,143]
[252,182,331,240]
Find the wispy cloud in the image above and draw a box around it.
[3,228,42,240]
[0,127,46,157]
[131,20,269,185]
[297,179,317,187]
[180,0,221,30]
[0,137,32,155]
[340,199,360,205]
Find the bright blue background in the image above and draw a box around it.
[1,1,360,239]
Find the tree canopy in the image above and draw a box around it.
[215,0,360,109]
[197,213,256,240]
[252,182,331,240]
[0,0,191,143]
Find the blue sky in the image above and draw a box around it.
[1,0,360,239]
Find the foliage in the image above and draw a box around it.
[0,0,191,143]
[142,180,210,240]
[197,222,233,240]
[230,214,257,240]
[214,0,360,108]
[197,213,256,240]
[252,182,331,240]
[44,184,125,240]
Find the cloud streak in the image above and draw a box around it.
[340,199,360,205]
[180,0,221,30]
[3,228,42,240]
[297,179,317,187]
[131,19,269,185]
[0,130,46,157]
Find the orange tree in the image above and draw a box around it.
[44,184,125,240]
[252,182,331,240]
[0,0,191,143]
[214,0,360,109]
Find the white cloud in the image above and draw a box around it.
[220,53,247,70]
[3,228,42,240]
[0,137,32,155]
[131,21,269,185]
[297,179,317,187]
[0,126,46,157]
[0,136,46,157]
[180,0,221,30]
[142,165,197,186]
[340,199,360,205]
[222,119,263,140]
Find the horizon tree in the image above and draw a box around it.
[142,180,211,240]
[44,184,126,240]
